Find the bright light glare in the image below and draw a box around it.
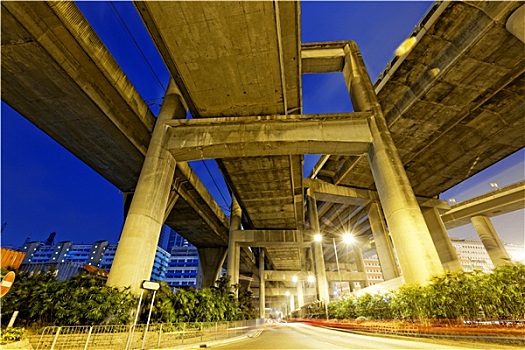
[285,291,290,297]
[314,233,323,242]
[292,275,299,283]
[307,275,315,283]
[395,36,417,57]
[342,233,355,244]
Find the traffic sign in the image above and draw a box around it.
[0,271,16,297]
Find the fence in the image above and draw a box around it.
[31,319,264,350]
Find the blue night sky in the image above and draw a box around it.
[1,1,523,249]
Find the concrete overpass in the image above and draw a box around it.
[2,1,524,311]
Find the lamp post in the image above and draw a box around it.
[332,238,342,297]
[335,233,355,297]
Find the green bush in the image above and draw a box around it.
[0,327,25,344]
[327,263,525,323]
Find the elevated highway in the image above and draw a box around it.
[2,1,523,307]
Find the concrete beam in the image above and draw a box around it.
[442,181,525,229]
[306,179,449,209]
[301,42,346,73]
[263,270,366,282]
[304,178,374,206]
[231,229,314,247]
[173,162,230,243]
[166,113,372,161]
[252,287,317,297]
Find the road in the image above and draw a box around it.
[210,323,510,349]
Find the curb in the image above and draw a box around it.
[150,328,263,349]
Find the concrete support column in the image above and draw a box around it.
[307,189,330,302]
[197,247,227,289]
[353,245,369,288]
[296,281,304,308]
[259,249,265,318]
[343,41,443,284]
[107,80,186,293]
[368,203,399,280]
[227,196,242,297]
[289,294,295,313]
[471,215,511,267]
[422,207,463,271]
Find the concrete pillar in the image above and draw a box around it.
[227,196,242,297]
[197,247,227,289]
[107,80,186,293]
[343,41,443,284]
[422,207,463,272]
[368,203,400,280]
[353,245,369,288]
[471,215,511,267]
[506,4,525,43]
[289,294,295,313]
[259,249,265,318]
[307,189,330,302]
[296,281,304,308]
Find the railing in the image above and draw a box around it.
[31,319,264,350]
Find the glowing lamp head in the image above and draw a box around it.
[342,233,355,244]
[292,275,299,283]
[307,275,315,283]
[314,233,323,242]
[395,36,417,57]
[285,291,290,297]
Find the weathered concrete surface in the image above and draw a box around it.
[3,1,524,293]
[313,2,524,198]
[471,215,512,267]
[166,114,372,161]
[107,81,184,293]
[442,181,525,229]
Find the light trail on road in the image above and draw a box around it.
[210,323,510,349]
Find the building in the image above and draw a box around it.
[363,253,385,286]
[451,238,525,272]
[163,231,200,290]
[19,240,169,281]
[361,237,525,285]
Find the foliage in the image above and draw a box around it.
[0,270,260,328]
[0,327,25,344]
[137,275,257,324]
[327,263,525,323]
[328,295,357,319]
[0,271,135,327]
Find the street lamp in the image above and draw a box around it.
[307,275,315,283]
[490,182,499,190]
[342,232,355,245]
[314,233,323,242]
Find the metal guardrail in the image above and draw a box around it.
[31,319,263,350]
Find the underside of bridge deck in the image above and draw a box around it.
[2,1,523,299]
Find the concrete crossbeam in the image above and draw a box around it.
[252,287,317,297]
[304,178,374,206]
[301,42,346,73]
[166,113,372,161]
[263,270,366,282]
[231,229,314,247]
[305,178,449,209]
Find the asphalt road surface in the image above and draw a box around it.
[210,323,510,349]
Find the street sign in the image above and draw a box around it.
[0,271,16,297]
[142,280,160,291]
